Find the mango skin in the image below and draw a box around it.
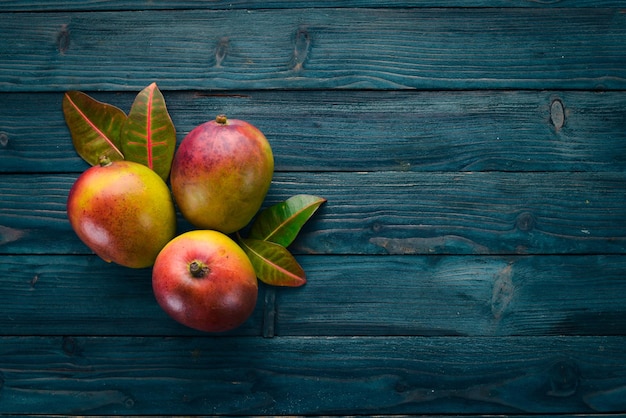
[170,116,274,234]
[67,160,177,268]
[152,230,258,333]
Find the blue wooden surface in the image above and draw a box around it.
[1,1,626,416]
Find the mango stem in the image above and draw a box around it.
[189,260,210,278]
[98,155,112,167]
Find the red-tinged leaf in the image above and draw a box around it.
[62,91,126,165]
[249,194,327,247]
[121,83,176,181]
[238,238,306,287]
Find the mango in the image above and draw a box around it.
[67,158,177,268]
[170,115,274,234]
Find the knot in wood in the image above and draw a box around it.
[214,37,229,67]
[547,360,580,397]
[550,99,565,131]
[292,26,311,71]
[516,212,536,232]
[0,132,8,147]
[62,336,80,356]
[371,222,383,233]
[56,24,70,55]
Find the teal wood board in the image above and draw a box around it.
[2,90,626,173]
[3,172,625,255]
[1,336,625,415]
[1,2,625,416]
[2,0,626,11]
[2,254,626,337]
[1,8,626,91]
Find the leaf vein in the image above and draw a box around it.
[66,93,123,158]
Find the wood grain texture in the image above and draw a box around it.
[276,255,626,336]
[0,335,624,414]
[1,254,625,337]
[0,255,267,337]
[2,90,626,173]
[270,171,626,256]
[2,1,626,415]
[1,8,625,92]
[1,0,625,11]
[1,172,623,255]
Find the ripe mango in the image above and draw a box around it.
[67,159,177,268]
[170,115,274,234]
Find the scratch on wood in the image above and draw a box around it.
[30,274,39,289]
[0,225,25,246]
[491,264,514,320]
[193,92,250,98]
[370,236,489,254]
[263,287,276,338]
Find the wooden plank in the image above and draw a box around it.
[276,254,626,336]
[274,171,626,255]
[2,90,626,173]
[0,255,267,337]
[1,172,624,256]
[0,335,624,414]
[1,0,624,11]
[1,254,625,337]
[1,8,625,92]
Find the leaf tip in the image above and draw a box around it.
[291,276,307,287]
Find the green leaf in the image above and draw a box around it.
[62,91,126,165]
[249,194,326,247]
[120,83,177,181]
[238,238,306,287]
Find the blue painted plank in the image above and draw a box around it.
[1,172,624,256]
[2,90,626,173]
[275,254,626,336]
[1,0,624,11]
[0,335,624,414]
[1,8,625,91]
[1,254,625,337]
[0,255,268,337]
[1,3,624,417]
